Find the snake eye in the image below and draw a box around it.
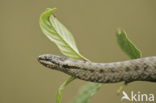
[44,57,51,61]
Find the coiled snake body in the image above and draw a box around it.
[38,54,156,83]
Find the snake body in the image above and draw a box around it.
[38,54,156,83]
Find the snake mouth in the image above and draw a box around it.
[38,57,49,67]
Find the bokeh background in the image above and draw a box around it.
[0,0,156,103]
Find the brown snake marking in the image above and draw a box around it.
[38,54,156,83]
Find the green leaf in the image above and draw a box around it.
[71,83,102,103]
[39,8,90,103]
[116,29,141,59]
[56,77,75,103]
[40,8,88,60]
[116,29,142,94]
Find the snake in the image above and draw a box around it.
[38,54,156,83]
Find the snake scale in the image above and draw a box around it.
[38,54,156,83]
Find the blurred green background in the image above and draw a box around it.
[0,0,156,103]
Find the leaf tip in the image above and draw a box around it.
[40,8,57,21]
[46,7,57,11]
[116,28,122,35]
[116,28,126,36]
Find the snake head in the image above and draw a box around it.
[38,54,67,70]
